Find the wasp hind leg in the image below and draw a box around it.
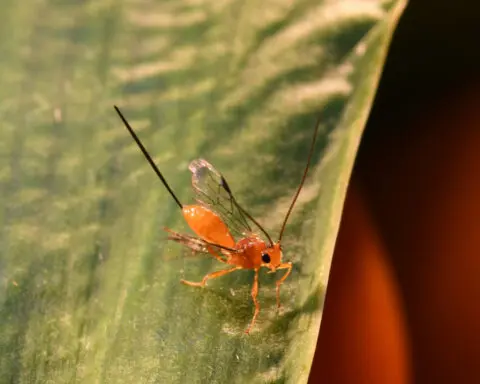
[205,245,228,264]
[164,227,228,264]
[181,266,238,287]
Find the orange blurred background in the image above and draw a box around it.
[309,1,480,382]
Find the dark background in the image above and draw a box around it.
[310,1,480,383]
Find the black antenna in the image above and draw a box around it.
[278,114,321,242]
[114,106,183,210]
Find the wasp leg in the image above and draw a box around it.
[206,245,228,264]
[245,269,260,334]
[181,266,238,287]
[275,262,292,310]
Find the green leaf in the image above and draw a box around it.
[0,0,406,383]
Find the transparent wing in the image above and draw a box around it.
[188,159,254,240]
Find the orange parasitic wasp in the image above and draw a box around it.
[114,105,320,334]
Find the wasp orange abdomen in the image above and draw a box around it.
[182,205,235,248]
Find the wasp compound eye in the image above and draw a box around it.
[261,253,271,263]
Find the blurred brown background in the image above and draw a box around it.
[310,1,480,383]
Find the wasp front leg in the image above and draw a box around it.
[275,262,292,310]
[245,269,260,334]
